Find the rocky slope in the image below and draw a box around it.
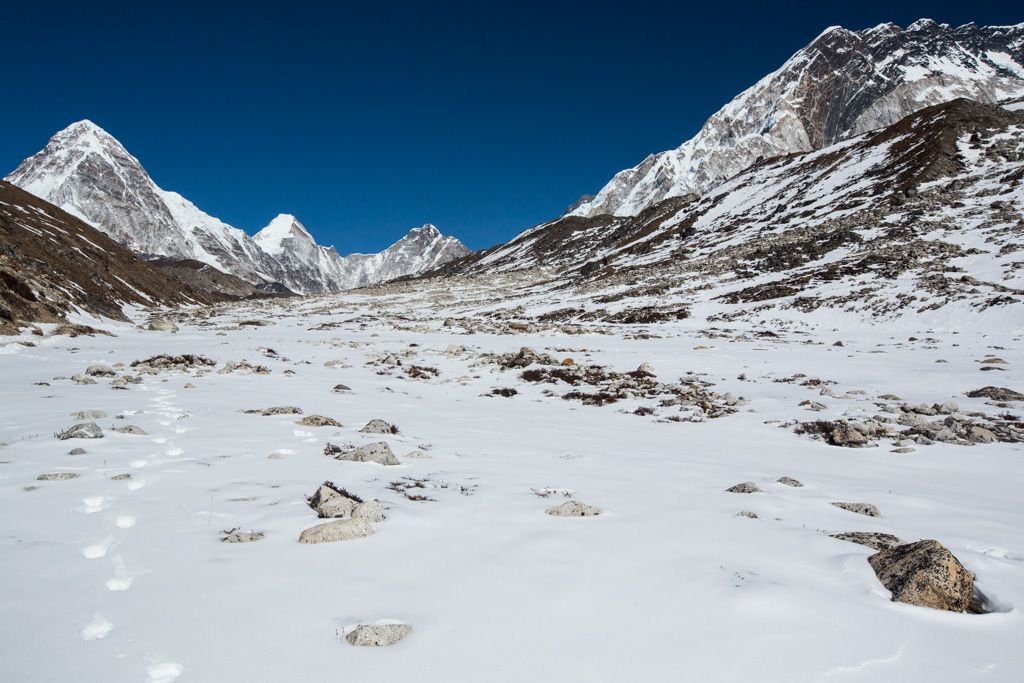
[570,20,1024,218]
[0,180,215,333]
[419,98,1024,324]
[5,122,468,293]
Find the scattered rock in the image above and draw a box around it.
[71,410,107,420]
[868,540,974,612]
[113,425,147,435]
[247,406,303,416]
[111,473,131,481]
[221,528,265,543]
[545,500,602,516]
[342,623,411,647]
[776,476,803,487]
[308,482,363,518]
[219,360,271,375]
[736,510,759,519]
[360,419,398,434]
[55,422,103,440]
[71,374,97,385]
[37,472,79,481]
[332,383,352,393]
[351,500,387,522]
[326,441,400,466]
[966,386,1024,401]
[726,482,761,493]
[298,517,374,544]
[831,531,902,550]
[296,415,342,427]
[831,502,881,517]
[85,364,116,377]
[131,354,215,373]
[67,448,86,455]
[146,319,179,333]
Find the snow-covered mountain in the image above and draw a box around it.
[570,19,1024,218]
[252,215,469,292]
[5,122,468,293]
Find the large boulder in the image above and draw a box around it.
[56,422,103,440]
[298,518,374,544]
[868,540,974,612]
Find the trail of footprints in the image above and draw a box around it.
[72,384,183,681]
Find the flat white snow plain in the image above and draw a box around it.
[1,294,1022,682]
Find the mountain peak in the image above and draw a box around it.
[408,223,441,237]
[253,214,315,256]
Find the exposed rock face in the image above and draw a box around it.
[342,623,411,647]
[308,482,362,518]
[570,20,1024,218]
[868,540,975,612]
[0,181,215,333]
[298,517,374,544]
[545,501,602,516]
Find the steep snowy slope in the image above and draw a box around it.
[571,20,1024,218]
[5,123,469,293]
[424,99,1024,323]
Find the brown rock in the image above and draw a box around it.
[868,540,974,612]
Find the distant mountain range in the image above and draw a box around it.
[4,121,468,294]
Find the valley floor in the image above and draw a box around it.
[1,290,1022,682]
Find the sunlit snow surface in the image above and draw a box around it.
[1,289,1022,682]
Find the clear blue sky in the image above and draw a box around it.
[2,1,1019,252]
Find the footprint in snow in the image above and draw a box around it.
[105,555,133,592]
[165,447,184,457]
[82,536,114,559]
[127,479,146,492]
[115,515,136,529]
[147,662,184,683]
[82,496,107,514]
[80,613,113,641]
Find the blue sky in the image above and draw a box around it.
[2,1,1020,252]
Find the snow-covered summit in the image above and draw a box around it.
[569,20,1024,217]
[5,123,470,294]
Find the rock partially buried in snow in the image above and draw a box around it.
[332,383,352,393]
[85,364,116,377]
[71,374,97,385]
[328,441,400,465]
[776,476,803,487]
[221,528,265,543]
[67,447,87,455]
[298,517,374,544]
[832,502,881,517]
[868,540,974,612]
[343,623,411,647]
[360,419,397,434]
[296,415,342,427]
[56,422,103,440]
[545,500,602,516]
[146,318,178,333]
[352,500,387,522]
[308,482,362,518]
[71,410,107,420]
[726,482,761,493]
[113,425,147,435]
[251,406,303,416]
[831,531,902,550]
[37,472,79,481]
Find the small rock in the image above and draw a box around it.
[67,448,87,455]
[891,447,916,453]
[736,510,759,519]
[545,500,602,516]
[966,386,1024,401]
[113,425,147,435]
[332,384,352,393]
[85,365,116,377]
[979,357,1008,364]
[726,482,761,494]
[776,476,803,487]
[37,472,79,481]
[800,400,827,411]
[360,419,397,434]
[329,441,400,466]
[832,502,881,517]
[221,528,264,543]
[146,319,179,333]
[831,531,902,550]
[56,422,103,440]
[184,382,195,389]
[296,415,342,427]
[561,358,576,366]
[868,540,974,612]
[830,421,869,447]
[298,517,374,544]
[71,410,107,420]
[253,406,303,416]
[71,374,97,385]
[342,623,411,647]
[111,473,131,481]
[967,426,997,444]
[309,482,362,518]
